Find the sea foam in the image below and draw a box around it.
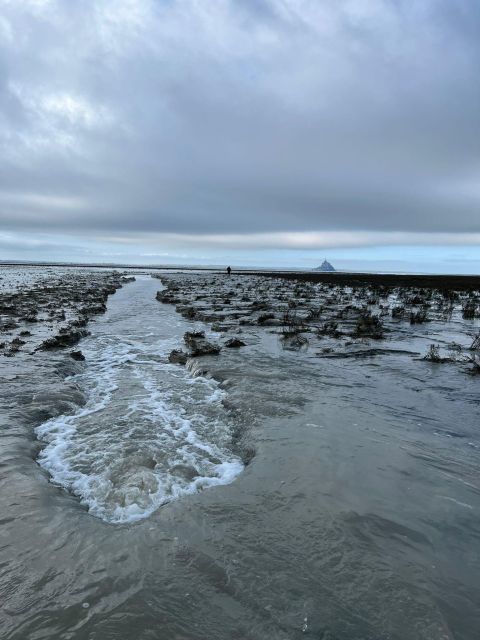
[35,320,243,524]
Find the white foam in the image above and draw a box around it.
[35,320,243,524]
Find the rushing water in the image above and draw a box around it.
[1,270,479,640]
[34,276,242,523]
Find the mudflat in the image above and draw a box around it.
[1,265,479,640]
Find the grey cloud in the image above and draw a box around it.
[0,0,479,244]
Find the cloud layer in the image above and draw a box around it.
[0,0,479,256]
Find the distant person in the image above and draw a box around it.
[226,266,232,276]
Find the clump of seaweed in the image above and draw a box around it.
[305,306,322,322]
[469,333,480,351]
[410,309,428,324]
[463,353,480,375]
[282,333,308,350]
[462,301,477,319]
[423,344,449,363]
[280,309,309,349]
[258,313,275,325]
[354,312,384,339]
[317,320,341,338]
[281,309,306,335]
[250,300,270,312]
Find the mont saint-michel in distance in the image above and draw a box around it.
[314,259,336,272]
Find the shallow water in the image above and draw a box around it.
[1,269,479,639]
[34,276,242,523]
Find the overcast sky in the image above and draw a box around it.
[0,0,479,272]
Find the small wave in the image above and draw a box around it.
[440,496,473,510]
[35,326,243,523]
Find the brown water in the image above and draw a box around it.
[1,270,479,639]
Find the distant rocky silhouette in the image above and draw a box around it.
[314,259,336,272]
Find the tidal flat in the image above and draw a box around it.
[1,265,479,640]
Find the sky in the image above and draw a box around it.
[0,0,479,273]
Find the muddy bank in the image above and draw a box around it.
[0,268,135,357]
[154,271,480,377]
